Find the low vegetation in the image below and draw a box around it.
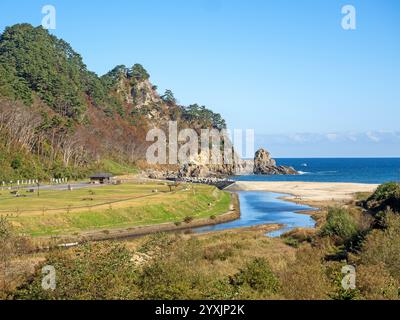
[1,182,400,300]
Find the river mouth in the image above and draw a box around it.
[195,191,317,237]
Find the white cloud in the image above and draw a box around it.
[326,133,338,141]
[366,131,381,142]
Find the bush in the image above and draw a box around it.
[230,258,280,294]
[10,158,22,170]
[357,213,400,281]
[137,233,175,254]
[365,182,400,213]
[325,261,361,300]
[280,245,333,299]
[283,237,300,248]
[203,243,234,262]
[0,217,34,298]
[320,207,358,242]
[183,216,194,224]
[137,260,203,300]
[374,207,394,229]
[356,264,399,300]
[369,182,400,202]
[14,242,139,300]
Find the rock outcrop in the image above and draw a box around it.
[178,158,235,178]
[175,148,298,178]
[233,159,254,175]
[253,148,298,175]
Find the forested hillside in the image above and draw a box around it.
[0,24,225,181]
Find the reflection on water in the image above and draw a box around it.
[195,191,317,237]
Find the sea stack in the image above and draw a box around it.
[253,148,298,175]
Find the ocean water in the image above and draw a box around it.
[196,158,400,237]
[234,158,400,184]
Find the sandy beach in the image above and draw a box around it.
[227,181,379,205]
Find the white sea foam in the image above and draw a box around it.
[297,171,310,175]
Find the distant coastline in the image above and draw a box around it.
[233,157,400,184]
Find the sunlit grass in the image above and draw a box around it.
[2,183,231,237]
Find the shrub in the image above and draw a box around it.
[325,261,361,300]
[10,158,22,170]
[369,182,400,202]
[320,207,358,242]
[283,237,300,248]
[137,260,202,300]
[14,242,139,300]
[374,207,394,229]
[230,258,280,294]
[203,243,234,262]
[366,182,400,213]
[0,217,34,298]
[356,264,399,300]
[357,213,400,281]
[280,245,333,300]
[183,216,194,224]
[137,233,176,254]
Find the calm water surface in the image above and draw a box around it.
[196,191,316,237]
[198,159,400,237]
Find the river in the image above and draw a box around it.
[195,191,317,237]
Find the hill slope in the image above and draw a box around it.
[0,24,226,181]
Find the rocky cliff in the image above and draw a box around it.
[253,148,298,175]
[175,148,298,178]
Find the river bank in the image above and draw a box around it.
[227,181,379,209]
[39,192,240,244]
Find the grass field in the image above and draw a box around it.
[0,182,231,237]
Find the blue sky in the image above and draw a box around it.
[1,0,399,157]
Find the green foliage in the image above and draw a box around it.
[161,89,176,105]
[182,104,226,130]
[0,24,86,119]
[369,182,400,202]
[137,232,175,254]
[0,24,124,119]
[326,262,361,300]
[320,207,358,242]
[365,182,400,214]
[283,236,300,248]
[357,213,400,281]
[10,157,22,170]
[85,70,125,116]
[202,243,234,262]
[137,259,201,299]
[14,242,139,300]
[0,216,13,241]
[95,159,138,176]
[229,258,280,294]
[0,23,229,181]
[130,64,150,81]
[0,63,32,104]
[100,65,129,89]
